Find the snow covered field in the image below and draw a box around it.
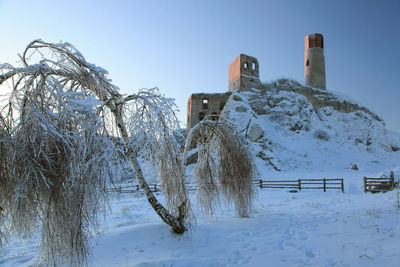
[2,171,400,267]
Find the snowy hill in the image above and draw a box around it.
[220,78,400,177]
[2,79,400,266]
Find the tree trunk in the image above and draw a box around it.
[112,107,186,233]
[128,155,186,233]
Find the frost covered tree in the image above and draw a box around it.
[0,40,256,265]
[0,41,120,265]
[184,120,256,217]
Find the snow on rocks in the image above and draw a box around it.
[221,79,400,175]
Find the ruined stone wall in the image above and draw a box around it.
[186,92,231,136]
[186,54,262,135]
[229,54,261,92]
[305,33,326,90]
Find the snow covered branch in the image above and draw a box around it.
[0,40,194,265]
[185,120,257,217]
[0,40,257,265]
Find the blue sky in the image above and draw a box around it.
[1,0,399,132]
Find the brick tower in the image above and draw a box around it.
[305,33,326,89]
[228,54,261,91]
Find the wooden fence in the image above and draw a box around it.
[107,182,197,193]
[107,178,344,194]
[255,178,344,192]
[363,177,395,193]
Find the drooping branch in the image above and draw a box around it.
[123,88,192,231]
[0,40,191,265]
[0,40,257,266]
[185,120,257,217]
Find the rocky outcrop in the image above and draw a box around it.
[219,78,400,173]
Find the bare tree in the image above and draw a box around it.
[0,40,256,265]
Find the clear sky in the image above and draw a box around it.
[1,0,399,132]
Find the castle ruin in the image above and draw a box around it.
[185,53,259,136]
[186,33,326,134]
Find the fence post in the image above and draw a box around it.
[298,179,301,191]
[323,178,326,192]
[341,178,344,192]
[363,177,367,193]
[259,179,262,188]
[390,177,394,188]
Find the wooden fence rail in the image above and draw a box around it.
[363,177,394,193]
[107,178,344,194]
[106,183,198,193]
[255,178,344,192]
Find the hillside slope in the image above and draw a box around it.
[221,79,400,176]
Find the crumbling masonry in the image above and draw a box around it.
[186,92,231,135]
[186,54,260,136]
[228,54,261,92]
[186,33,326,135]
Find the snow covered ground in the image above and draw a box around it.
[2,78,400,266]
[2,171,400,266]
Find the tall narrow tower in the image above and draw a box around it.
[305,33,326,89]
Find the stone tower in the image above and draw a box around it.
[186,92,231,136]
[305,33,326,89]
[229,54,261,91]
